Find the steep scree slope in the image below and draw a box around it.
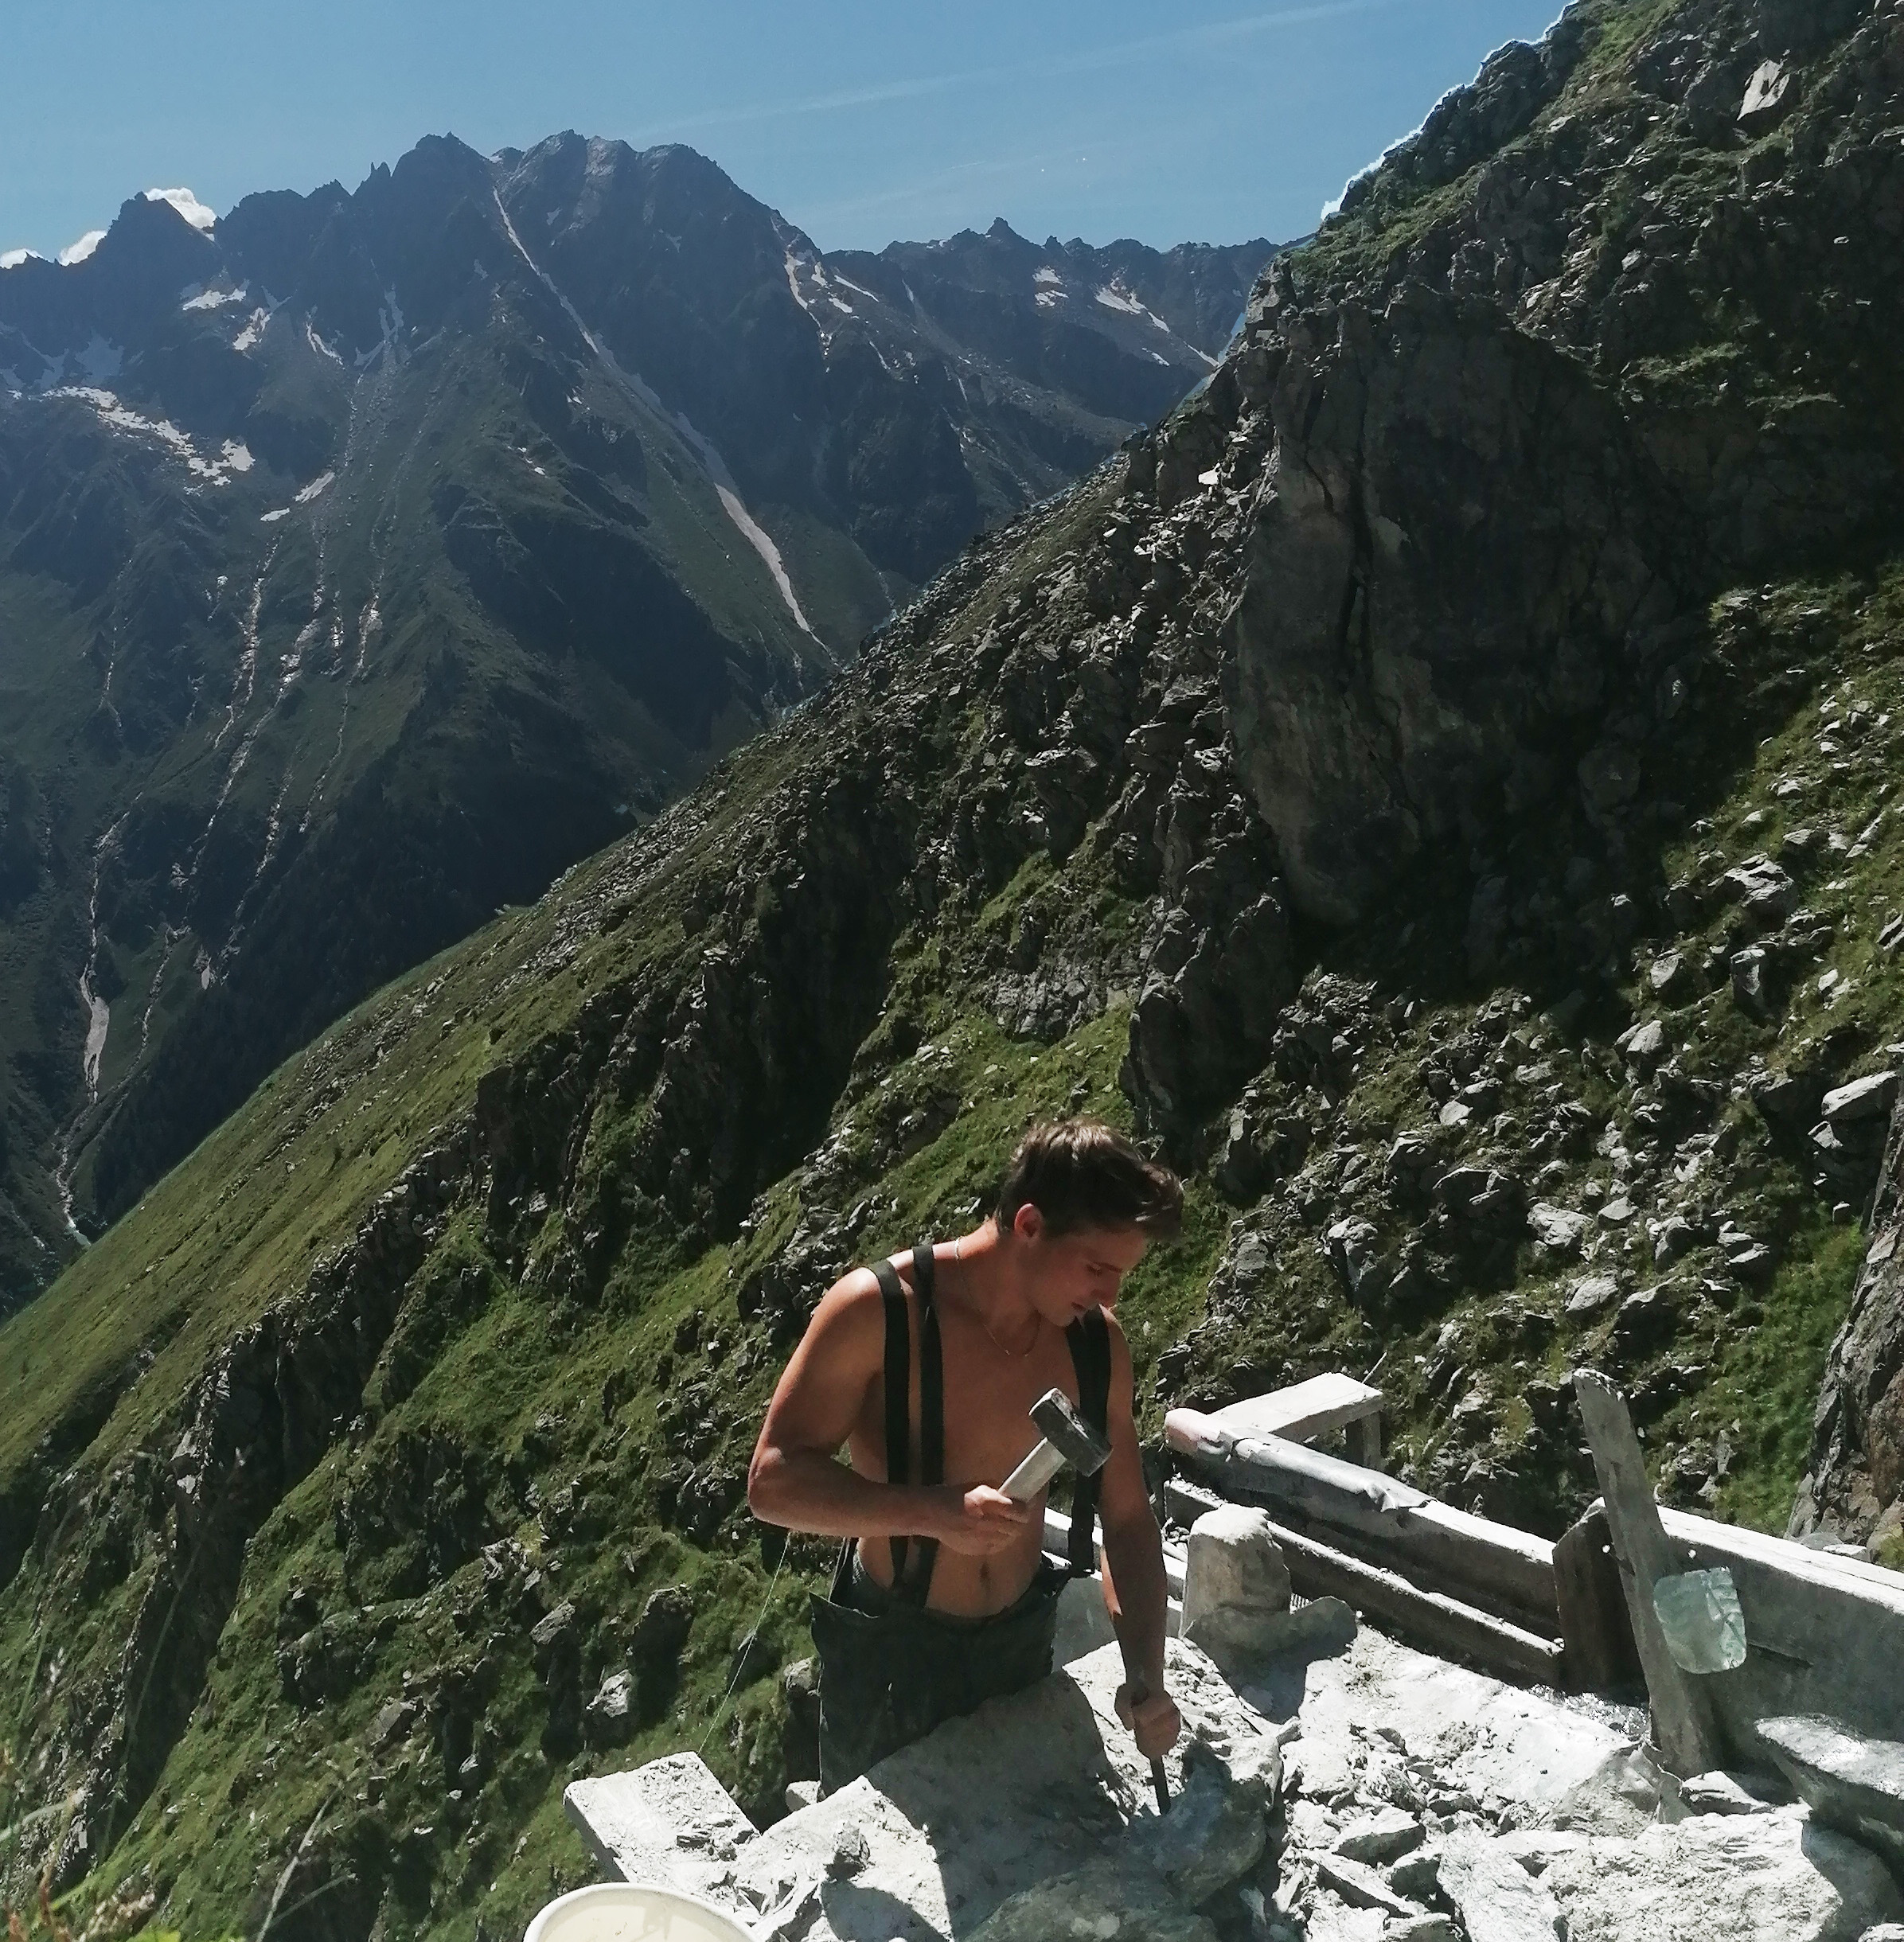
[8,0,1904,1935]
[0,135,1266,1310]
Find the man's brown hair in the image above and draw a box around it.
[993,1117,1184,1240]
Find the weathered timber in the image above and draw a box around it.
[1554,1505,1643,1694]
[1203,1373,1387,1468]
[1573,1371,1726,1776]
[1166,1407,1556,1626]
[1164,1480,1564,1686]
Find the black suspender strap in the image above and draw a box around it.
[903,1245,944,1605]
[871,1247,946,1607]
[1063,1307,1113,1579]
[871,1256,911,1587]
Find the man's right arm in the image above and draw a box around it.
[747,1268,1031,1556]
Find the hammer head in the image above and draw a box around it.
[1030,1387,1112,1477]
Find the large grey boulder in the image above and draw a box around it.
[1225,287,1687,927]
[1438,1833,1563,1940]
[966,1855,1216,1942]
[1760,1716,1904,1880]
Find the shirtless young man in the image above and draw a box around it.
[748,1118,1185,1791]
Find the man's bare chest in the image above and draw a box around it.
[856,1308,1082,1488]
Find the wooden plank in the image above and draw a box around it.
[1572,1371,1726,1776]
[1168,1408,1557,1624]
[1208,1372,1385,1446]
[1554,1506,1641,1694]
[1044,1503,1187,1602]
[1165,1482,1565,1687]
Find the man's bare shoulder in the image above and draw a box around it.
[801,1263,888,1359]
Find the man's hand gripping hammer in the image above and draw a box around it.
[1000,1387,1170,1811]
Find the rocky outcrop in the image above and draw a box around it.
[1225,287,1690,926]
[1792,1088,1904,1558]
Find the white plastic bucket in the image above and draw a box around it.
[523,1882,755,1942]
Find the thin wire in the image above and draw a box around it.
[697,1545,790,1757]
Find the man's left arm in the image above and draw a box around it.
[1094,1312,1183,1761]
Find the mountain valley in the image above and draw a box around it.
[0,135,1267,1308]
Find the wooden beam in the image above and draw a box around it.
[1167,1408,1557,1626]
[1572,1371,1726,1776]
[1167,1482,1566,1687]
[1553,1505,1642,1694]
[1204,1372,1386,1449]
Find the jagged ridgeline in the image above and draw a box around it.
[7,0,1904,1934]
[0,135,1268,1313]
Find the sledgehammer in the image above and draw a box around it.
[1001,1388,1171,1814]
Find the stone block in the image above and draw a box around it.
[1680,1769,1776,1816]
[1439,1833,1563,1941]
[1181,1506,1293,1663]
[1333,1807,1425,1865]
[1315,1852,1419,1917]
[1384,1920,1458,1942]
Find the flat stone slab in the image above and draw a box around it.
[1200,1372,1383,1445]
[1249,1622,1631,1818]
[564,1751,760,1899]
[1537,1808,1904,1941]
[717,1640,1272,1940]
[1760,1714,1904,1878]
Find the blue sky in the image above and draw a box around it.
[4,1,1565,259]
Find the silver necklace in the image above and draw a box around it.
[954,1234,1040,1359]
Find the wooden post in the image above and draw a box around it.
[1553,1504,1641,1694]
[1573,1371,1726,1775]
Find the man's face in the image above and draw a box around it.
[1010,1207,1149,1325]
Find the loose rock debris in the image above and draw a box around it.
[568,1614,1904,1940]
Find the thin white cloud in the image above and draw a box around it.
[639,0,1445,142]
[58,229,106,266]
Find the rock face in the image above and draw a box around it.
[1227,291,1686,928]
[1795,1089,1904,1559]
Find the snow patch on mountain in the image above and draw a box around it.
[51,387,253,483]
[232,308,269,353]
[295,470,334,504]
[144,186,217,232]
[58,230,106,267]
[181,284,247,311]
